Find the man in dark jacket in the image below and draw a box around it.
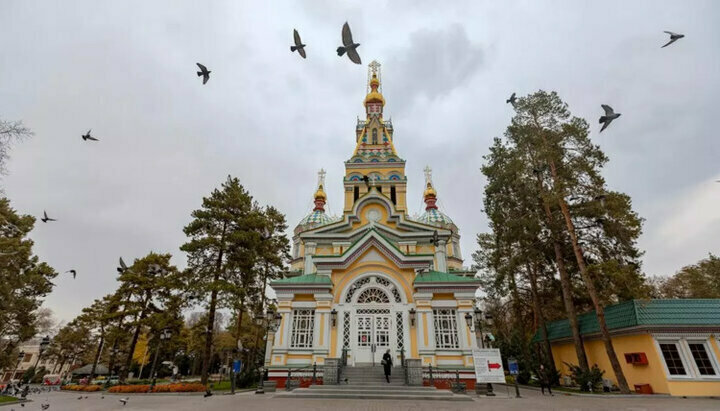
[382,350,393,383]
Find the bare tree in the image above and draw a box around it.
[0,118,34,176]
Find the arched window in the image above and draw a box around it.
[372,129,378,144]
[356,288,390,304]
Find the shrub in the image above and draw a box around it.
[516,370,531,385]
[108,385,150,393]
[151,383,205,393]
[61,384,103,392]
[565,363,604,392]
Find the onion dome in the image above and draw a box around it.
[417,166,454,227]
[364,73,385,107]
[296,169,337,231]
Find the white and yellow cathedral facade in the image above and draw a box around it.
[267,62,480,384]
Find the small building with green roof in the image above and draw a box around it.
[534,299,720,396]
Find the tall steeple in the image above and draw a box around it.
[344,61,407,214]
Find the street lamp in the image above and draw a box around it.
[472,309,495,397]
[409,308,417,327]
[34,336,51,371]
[255,310,282,395]
[149,328,172,388]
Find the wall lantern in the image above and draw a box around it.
[330,309,338,327]
[464,312,473,328]
[409,308,417,327]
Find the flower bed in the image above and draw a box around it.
[108,383,206,393]
[61,384,103,392]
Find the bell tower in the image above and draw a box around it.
[344,61,407,214]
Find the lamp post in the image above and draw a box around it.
[255,310,282,394]
[149,328,172,389]
[473,309,495,396]
[33,336,51,372]
[11,351,25,382]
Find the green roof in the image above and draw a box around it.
[532,299,720,343]
[271,274,332,286]
[414,271,478,284]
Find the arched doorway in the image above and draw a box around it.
[341,274,408,366]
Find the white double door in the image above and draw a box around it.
[354,309,392,365]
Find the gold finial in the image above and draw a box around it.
[423,166,437,197]
[314,169,327,200]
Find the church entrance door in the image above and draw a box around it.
[354,309,391,365]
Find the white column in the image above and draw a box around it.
[434,240,447,272]
[304,242,316,274]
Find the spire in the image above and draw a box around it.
[423,165,438,210]
[313,169,327,211]
[364,60,385,116]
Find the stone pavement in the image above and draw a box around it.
[13,387,719,411]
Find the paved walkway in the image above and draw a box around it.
[12,387,719,411]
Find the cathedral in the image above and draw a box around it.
[267,61,480,386]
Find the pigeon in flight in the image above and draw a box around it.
[337,22,361,64]
[662,31,684,48]
[506,92,517,106]
[599,105,621,132]
[117,257,129,273]
[66,270,77,279]
[291,29,306,59]
[118,397,129,405]
[41,211,56,223]
[81,129,98,141]
[196,63,211,85]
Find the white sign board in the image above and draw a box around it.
[473,349,505,383]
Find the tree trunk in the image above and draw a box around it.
[201,222,227,385]
[536,177,589,371]
[121,291,152,382]
[89,333,104,381]
[541,132,631,394]
[525,261,556,373]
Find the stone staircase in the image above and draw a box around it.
[274,366,472,401]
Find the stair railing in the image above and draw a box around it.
[285,363,313,391]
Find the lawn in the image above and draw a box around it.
[0,395,19,403]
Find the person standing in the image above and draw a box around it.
[382,349,393,383]
[538,364,553,396]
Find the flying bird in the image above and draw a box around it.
[506,92,517,106]
[66,270,77,279]
[81,129,98,141]
[337,22,361,64]
[196,63,211,85]
[662,31,684,48]
[117,257,129,273]
[41,211,56,223]
[291,29,306,59]
[118,397,129,405]
[599,105,621,132]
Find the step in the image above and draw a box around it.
[308,385,436,392]
[274,392,473,401]
[299,389,453,396]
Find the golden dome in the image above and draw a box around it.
[423,182,437,198]
[314,184,327,200]
[364,74,385,106]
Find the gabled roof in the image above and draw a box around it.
[532,299,720,343]
[414,271,477,284]
[271,274,332,286]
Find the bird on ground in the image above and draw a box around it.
[66,270,77,279]
[196,63,211,85]
[84,396,88,399]
[343,378,348,384]
[81,129,98,141]
[337,22,361,64]
[117,257,129,273]
[41,405,49,410]
[662,31,684,48]
[599,105,621,132]
[41,211,56,223]
[118,397,129,405]
[506,92,517,106]
[204,388,213,398]
[291,29,306,59]
[77,396,82,400]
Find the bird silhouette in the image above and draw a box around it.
[337,22,361,64]
[117,257,129,273]
[118,397,129,405]
[81,129,98,141]
[41,211,56,223]
[196,63,211,85]
[506,92,517,106]
[41,404,49,410]
[430,230,439,246]
[362,175,370,187]
[66,270,77,279]
[77,396,82,400]
[204,388,213,398]
[291,29,306,59]
[599,105,621,132]
[662,31,684,48]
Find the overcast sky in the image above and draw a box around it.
[1,0,719,324]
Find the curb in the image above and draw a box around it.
[0,399,30,408]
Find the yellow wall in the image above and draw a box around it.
[551,334,720,396]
